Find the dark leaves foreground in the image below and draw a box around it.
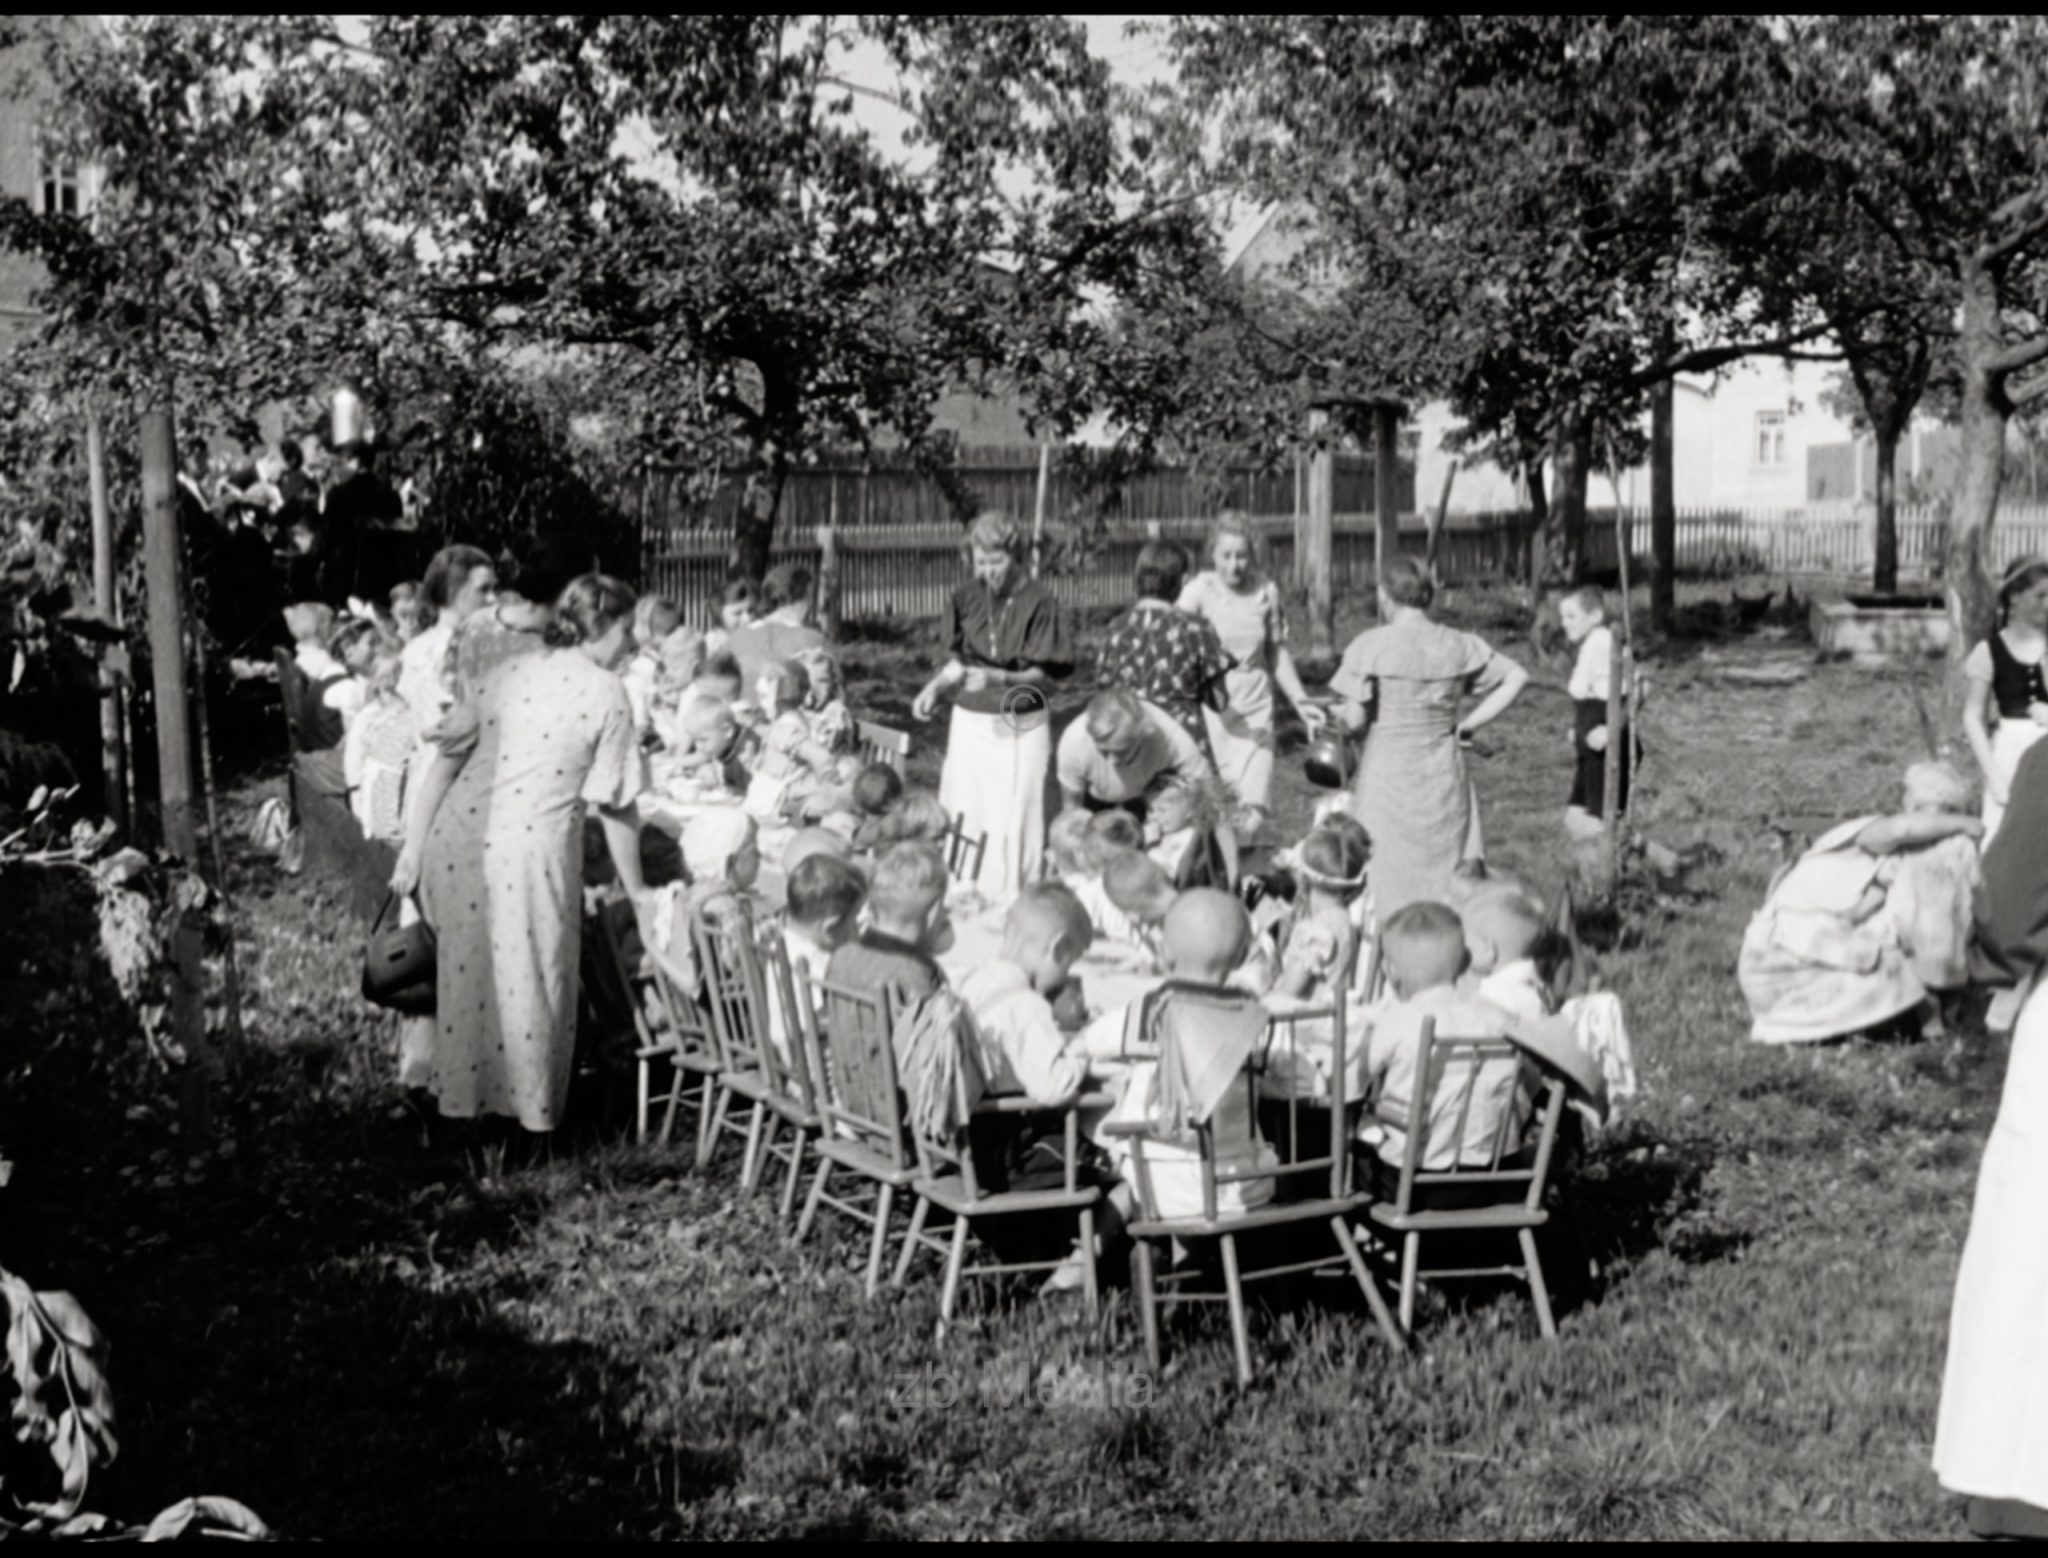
[0,586,2002,1538]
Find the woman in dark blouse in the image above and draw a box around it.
[1098,539,1233,752]
[912,512,1072,898]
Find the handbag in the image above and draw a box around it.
[362,891,436,1015]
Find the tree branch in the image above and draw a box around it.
[1978,195,2048,271]
[1989,333,2048,377]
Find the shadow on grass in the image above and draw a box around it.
[0,866,721,1540]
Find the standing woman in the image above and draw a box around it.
[1330,555,1528,927]
[396,544,496,757]
[1177,513,1326,832]
[911,513,1072,899]
[1962,555,2048,842]
[1098,539,1233,752]
[392,576,650,1135]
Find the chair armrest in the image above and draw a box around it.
[1097,1119,1145,1140]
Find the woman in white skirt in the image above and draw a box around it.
[1936,736,2048,1538]
[1962,555,2048,844]
[1177,512,1324,834]
[912,513,1071,900]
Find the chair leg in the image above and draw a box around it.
[635,1060,650,1145]
[1519,1227,1557,1339]
[777,1130,808,1225]
[1078,1206,1099,1318]
[739,1102,768,1193]
[1399,1231,1421,1333]
[1332,1216,1406,1351]
[1219,1233,1254,1388]
[657,1070,681,1149]
[937,1216,971,1334]
[795,1158,832,1244]
[864,1183,896,1298]
[1131,1237,1161,1375]
[893,1197,930,1288]
[696,1081,730,1171]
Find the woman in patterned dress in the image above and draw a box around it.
[1177,513,1326,832]
[911,512,1073,899]
[392,576,651,1134]
[1330,556,1528,929]
[1098,540,1233,754]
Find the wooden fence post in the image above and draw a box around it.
[817,522,842,641]
[1304,406,1336,664]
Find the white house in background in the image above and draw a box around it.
[1225,207,1869,516]
[0,17,103,350]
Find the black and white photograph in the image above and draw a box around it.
[4,12,2048,1541]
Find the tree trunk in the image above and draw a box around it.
[1945,259,2008,737]
[1426,457,1458,584]
[731,454,787,584]
[1651,376,1676,634]
[86,404,127,832]
[1872,417,1901,597]
[1546,417,1592,585]
[1521,460,1549,594]
[1303,407,1335,662]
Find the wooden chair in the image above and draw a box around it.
[893,1027,1113,1334]
[796,972,920,1297]
[943,812,988,885]
[1103,989,1405,1386]
[1362,1018,1570,1337]
[855,719,912,776]
[593,893,726,1163]
[739,926,832,1225]
[692,902,811,1194]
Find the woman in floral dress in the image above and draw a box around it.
[1098,539,1232,754]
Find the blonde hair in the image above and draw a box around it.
[1205,510,1262,572]
[967,511,1027,558]
[1904,760,1973,815]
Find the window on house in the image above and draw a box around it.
[1755,410,1786,467]
[38,148,81,217]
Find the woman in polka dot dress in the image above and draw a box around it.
[394,576,651,1133]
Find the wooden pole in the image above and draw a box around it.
[1031,440,1052,577]
[1426,456,1459,584]
[86,404,127,834]
[1373,401,1401,593]
[816,520,842,641]
[1304,406,1335,663]
[1601,502,1635,893]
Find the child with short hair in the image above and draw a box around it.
[850,769,950,852]
[794,645,854,756]
[1359,901,1532,1194]
[644,809,764,1001]
[1104,888,1279,1219]
[957,884,1096,1105]
[1558,586,1640,843]
[344,640,417,843]
[389,582,424,642]
[1270,824,1369,1003]
[622,594,685,734]
[750,658,846,822]
[651,696,749,803]
[772,852,868,1062]
[1101,848,1176,969]
[824,840,953,1022]
[1458,880,1553,1022]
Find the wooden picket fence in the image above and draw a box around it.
[638,497,2048,626]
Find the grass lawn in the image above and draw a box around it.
[0,575,1996,1540]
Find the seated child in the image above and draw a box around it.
[850,766,950,852]
[771,852,867,1064]
[750,659,848,823]
[1104,888,1279,1221]
[651,696,750,804]
[388,582,424,643]
[623,594,685,734]
[1360,901,1533,1195]
[644,809,764,1000]
[1271,824,1369,1004]
[824,840,953,1034]
[849,762,905,850]
[957,884,1095,1106]
[327,617,383,730]
[1100,849,1176,969]
[794,645,855,755]
[783,825,854,877]
[1457,878,1553,1022]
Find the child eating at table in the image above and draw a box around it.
[623,594,685,734]
[1358,901,1532,1198]
[1271,824,1369,1003]
[750,659,849,822]
[825,840,953,1024]
[705,578,757,658]
[957,884,1096,1105]
[1458,878,1553,1023]
[770,851,867,1062]
[795,646,855,756]
[640,809,765,1002]
[1101,849,1177,969]
[1103,888,1279,1220]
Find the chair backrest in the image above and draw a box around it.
[900,995,984,1196]
[944,812,988,884]
[801,970,910,1172]
[1120,982,1317,1222]
[693,900,791,1091]
[754,926,823,1115]
[1261,999,1354,1203]
[856,719,911,775]
[1389,1017,1566,1215]
[594,891,714,1059]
